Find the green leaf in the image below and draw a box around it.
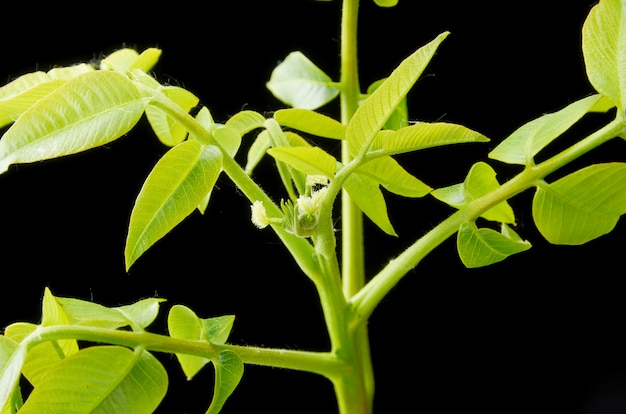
[532,162,626,244]
[0,71,147,174]
[125,141,223,270]
[366,79,408,130]
[431,162,515,223]
[373,0,398,6]
[582,0,626,111]
[206,350,244,414]
[145,86,200,146]
[19,346,167,414]
[267,51,339,109]
[168,305,235,380]
[368,121,488,157]
[0,72,64,128]
[489,94,609,165]
[225,110,266,136]
[0,336,25,413]
[267,146,337,178]
[357,156,431,197]
[245,130,271,175]
[347,32,449,156]
[274,108,346,139]
[99,48,140,72]
[457,222,531,268]
[344,172,397,236]
[129,48,162,73]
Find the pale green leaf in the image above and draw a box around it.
[225,110,266,136]
[358,156,431,197]
[0,336,25,413]
[0,72,64,128]
[582,0,626,111]
[245,130,271,175]
[129,48,162,73]
[347,32,449,156]
[168,305,235,380]
[431,162,515,223]
[19,346,167,414]
[267,146,337,178]
[145,86,199,146]
[99,48,140,72]
[374,0,398,6]
[213,126,242,158]
[366,78,408,130]
[0,71,147,174]
[532,162,626,244]
[46,63,94,80]
[457,222,531,268]
[206,350,244,414]
[274,108,346,139]
[344,172,396,236]
[267,51,339,109]
[489,94,607,165]
[125,142,223,270]
[369,122,488,157]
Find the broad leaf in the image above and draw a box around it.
[145,86,200,146]
[267,51,339,109]
[267,146,337,178]
[582,0,626,111]
[457,222,531,268]
[357,156,431,197]
[533,162,626,244]
[0,71,147,174]
[366,78,408,130]
[274,108,346,139]
[346,31,449,157]
[344,172,396,236]
[125,141,223,269]
[0,73,63,128]
[489,94,610,165]
[368,121,488,157]
[206,350,244,414]
[431,162,515,223]
[225,110,266,136]
[168,305,235,380]
[0,336,25,413]
[18,346,167,414]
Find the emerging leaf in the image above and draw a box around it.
[225,110,266,136]
[533,162,626,244]
[267,51,339,109]
[0,71,148,174]
[125,142,223,269]
[206,350,244,414]
[457,222,531,268]
[145,86,200,146]
[18,346,167,414]
[582,0,626,111]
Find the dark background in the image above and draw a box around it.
[2,1,626,413]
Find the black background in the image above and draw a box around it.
[2,1,626,413]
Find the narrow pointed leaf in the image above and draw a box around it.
[489,94,607,165]
[457,222,531,268]
[344,172,396,236]
[267,146,337,178]
[0,336,25,412]
[366,78,408,130]
[358,156,431,197]
[533,162,626,244]
[19,346,167,414]
[206,350,244,414]
[267,51,339,109]
[0,71,147,174]
[582,0,626,110]
[245,130,271,175]
[274,108,346,139]
[129,48,162,73]
[369,122,488,157]
[125,141,223,269]
[347,32,449,156]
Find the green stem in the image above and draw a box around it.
[26,325,346,378]
[351,115,625,323]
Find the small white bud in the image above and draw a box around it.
[251,201,270,229]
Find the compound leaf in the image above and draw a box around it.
[125,141,223,270]
[533,162,626,244]
[0,71,147,174]
[18,346,167,414]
